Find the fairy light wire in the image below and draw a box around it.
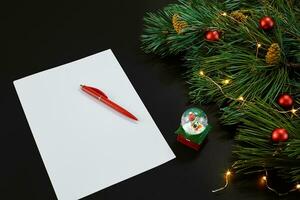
[206,13,299,196]
[261,171,300,196]
[276,107,300,116]
[212,169,300,195]
[205,76,300,195]
[212,170,231,193]
[199,71,245,103]
[202,70,300,195]
[199,35,299,195]
[198,70,299,115]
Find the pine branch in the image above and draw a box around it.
[233,100,300,182]
[141,0,300,186]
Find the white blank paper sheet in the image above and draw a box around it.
[14,49,175,200]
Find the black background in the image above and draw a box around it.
[1,1,299,199]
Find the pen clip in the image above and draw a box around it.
[90,87,108,99]
[81,85,108,99]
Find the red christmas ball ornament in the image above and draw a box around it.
[277,94,294,108]
[259,16,275,31]
[205,30,221,41]
[272,128,289,142]
[271,130,280,142]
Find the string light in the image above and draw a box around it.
[212,168,299,195]
[259,171,300,196]
[222,79,231,85]
[226,170,231,176]
[256,43,262,58]
[212,170,231,193]
[237,96,244,101]
[221,12,227,16]
[291,108,298,116]
[198,70,300,115]
[199,70,205,76]
[276,107,300,115]
[257,43,262,48]
[198,70,246,103]
[198,40,300,197]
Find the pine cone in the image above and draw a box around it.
[230,11,247,22]
[266,43,281,65]
[172,14,187,34]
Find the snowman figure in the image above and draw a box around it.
[175,108,210,150]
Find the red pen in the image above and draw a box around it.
[80,85,138,121]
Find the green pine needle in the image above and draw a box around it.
[141,0,300,184]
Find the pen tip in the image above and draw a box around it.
[80,84,84,87]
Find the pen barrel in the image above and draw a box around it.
[81,85,137,121]
[100,98,138,121]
